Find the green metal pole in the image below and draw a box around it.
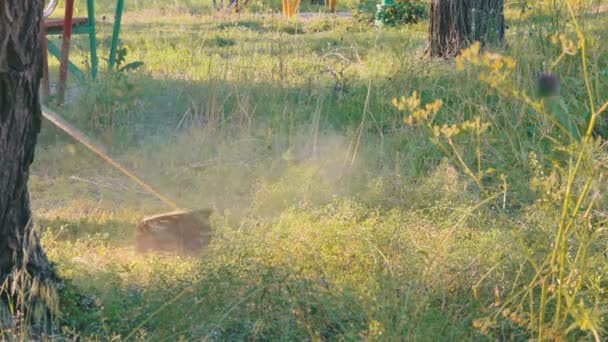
[108,0,125,71]
[87,0,98,79]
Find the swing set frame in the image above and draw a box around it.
[42,0,125,104]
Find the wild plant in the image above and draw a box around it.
[393,1,608,339]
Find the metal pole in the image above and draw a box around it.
[87,0,98,79]
[58,0,75,105]
[108,0,125,71]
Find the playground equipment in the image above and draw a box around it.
[328,0,336,13]
[210,0,336,18]
[282,0,336,18]
[42,0,125,104]
[282,0,301,17]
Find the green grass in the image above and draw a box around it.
[18,1,608,340]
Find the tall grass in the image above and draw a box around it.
[397,1,608,339]
[10,0,608,340]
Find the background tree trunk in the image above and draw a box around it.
[427,0,505,58]
[0,0,57,314]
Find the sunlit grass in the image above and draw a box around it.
[23,2,608,340]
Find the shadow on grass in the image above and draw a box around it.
[58,259,370,340]
[39,216,135,245]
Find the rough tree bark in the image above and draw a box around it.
[427,0,505,58]
[0,0,57,317]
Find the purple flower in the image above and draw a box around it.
[537,73,560,98]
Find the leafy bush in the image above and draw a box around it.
[354,0,426,26]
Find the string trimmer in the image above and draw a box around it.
[41,106,212,254]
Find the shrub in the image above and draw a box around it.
[354,0,426,26]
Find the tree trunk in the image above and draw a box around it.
[0,0,58,319]
[427,0,505,58]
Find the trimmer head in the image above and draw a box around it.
[135,209,213,254]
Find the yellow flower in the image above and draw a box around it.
[503,57,516,70]
[407,91,421,111]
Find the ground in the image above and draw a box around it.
[6,1,607,340]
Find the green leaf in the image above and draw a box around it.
[119,61,145,73]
